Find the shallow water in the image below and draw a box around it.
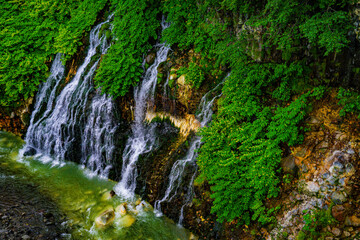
[0,131,190,240]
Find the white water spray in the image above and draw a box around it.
[154,76,227,224]
[25,15,117,177]
[114,18,171,198]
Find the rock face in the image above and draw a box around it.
[268,101,360,240]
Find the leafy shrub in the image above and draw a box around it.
[94,0,160,97]
[337,87,360,118]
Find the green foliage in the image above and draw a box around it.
[299,208,337,239]
[94,0,160,97]
[300,11,351,56]
[198,62,324,224]
[337,87,360,118]
[0,0,107,107]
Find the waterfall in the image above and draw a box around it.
[114,18,171,199]
[154,77,227,224]
[25,15,117,178]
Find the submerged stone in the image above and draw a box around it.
[95,208,115,228]
[118,215,136,228]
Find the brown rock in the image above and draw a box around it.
[345,215,360,227]
[332,205,346,222]
[281,155,297,174]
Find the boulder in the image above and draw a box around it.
[95,208,115,228]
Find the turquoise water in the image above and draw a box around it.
[0,131,191,240]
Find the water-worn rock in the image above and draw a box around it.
[146,52,156,65]
[331,191,347,205]
[95,208,115,228]
[331,205,346,222]
[115,203,127,216]
[345,216,360,227]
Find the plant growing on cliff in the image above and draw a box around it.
[0,0,108,107]
[94,0,160,97]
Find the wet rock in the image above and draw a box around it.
[21,235,30,240]
[331,191,347,205]
[345,216,360,227]
[115,203,127,216]
[95,208,115,228]
[332,205,346,222]
[146,52,156,65]
[23,147,37,156]
[281,155,297,174]
[344,231,351,237]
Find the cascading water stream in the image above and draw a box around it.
[154,76,227,225]
[25,14,117,177]
[114,18,171,199]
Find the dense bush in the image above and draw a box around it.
[0,0,107,107]
[94,0,160,97]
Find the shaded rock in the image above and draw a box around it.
[281,155,297,174]
[345,216,360,227]
[332,205,346,221]
[23,147,37,156]
[331,191,347,205]
[344,231,351,237]
[22,235,31,240]
[295,148,308,158]
[95,208,115,228]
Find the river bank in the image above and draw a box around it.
[0,168,68,240]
